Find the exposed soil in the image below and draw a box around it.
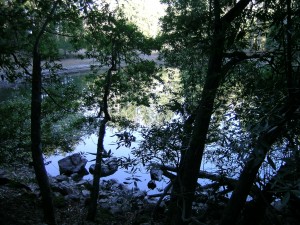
[0,164,162,225]
[0,53,161,88]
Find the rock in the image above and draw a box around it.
[65,193,81,202]
[144,197,158,206]
[55,174,69,182]
[109,206,123,214]
[76,180,88,187]
[89,157,118,177]
[150,168,163,181]
[82,190,90,198]
[58,153,88,176]
[70,173,83,182]
[133,190,146,200]
[51,181,74,196]
[99,198,108,204]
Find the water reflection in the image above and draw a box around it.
[45,128,167,194]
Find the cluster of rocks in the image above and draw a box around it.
[1,154,167,221]
[49,173,159,215]
[57,153,118,179]
[1,165,164,225]
[52,153,160,215]
[147,167,164,190]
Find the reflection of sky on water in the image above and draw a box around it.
[45,128,167,195]
[45,125,220,196]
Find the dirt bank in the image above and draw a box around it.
[0,53,161,88]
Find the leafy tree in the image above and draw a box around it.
[157,1,256,224]
[1,0,91,224]
[0,94,31,163]
[83,2,159,220]
[151,0,300,224]
[220,0,300,224]
[131,1,297,224]
[0,76,89,164]
[0,0,32,82]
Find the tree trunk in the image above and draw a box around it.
[239,161,296,225]
[219,108,296,225]
[86,67,113,221]
[30,2,59,224]
[220,0,298,223]
[86,118,107,220]
[167,1,252,224]
[168,3,225,225]
[31,50,57,225]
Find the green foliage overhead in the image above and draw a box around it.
[0,76,91,164]
[114,0,165,37]
[82,3,163,129]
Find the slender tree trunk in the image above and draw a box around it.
[30,2,59,224]
[31,50,56,225]
[86,67,113,221]
[219,106,296,225]
[86,118,107,220]
[239,161,296,225]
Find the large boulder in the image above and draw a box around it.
[89,157,118,177]
[58,153,88,176]
[150,168,163,181]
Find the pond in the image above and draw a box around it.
[0,71,170,194]
[0,69,216,196]
[45,128,168,195]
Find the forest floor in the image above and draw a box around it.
[0,164,163,225]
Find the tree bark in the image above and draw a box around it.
[219,109,296,225]
[86,66,113,221]
[31,47,56,225]
[30,2,59,224]
[86,118,107,220]
[168,3,225,224]
[167,1,252,224]
[220,0,298,223]
[239,160,296,225]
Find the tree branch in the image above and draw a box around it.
[222,51,269,75]
[34,1,60,53]
[221,0,252,25]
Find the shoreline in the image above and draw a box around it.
[0,53,161,88]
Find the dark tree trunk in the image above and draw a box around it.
[220,107,297,225]
[220,124,283,225]
[168,3,225,225]
[167,1,252,224]
[239,161,296,225]
[86,118,107,220]
[220,0,298,223]
[30,2,59,224]
[86,66,113,221]
[31,50,56,225]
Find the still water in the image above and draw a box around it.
[45,128,167,194]
[1,73,215,195]
[0,74,168,194]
